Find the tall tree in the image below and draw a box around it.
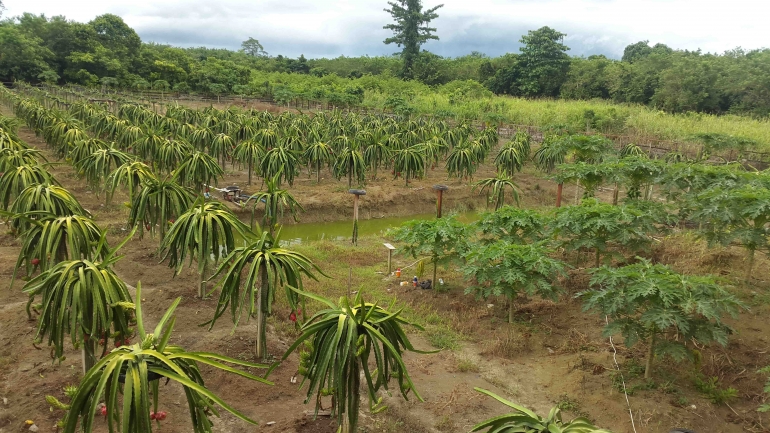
[88,14,141,68]
[622,40,653,63]
[518,26,570,97]
[383,0,444,79]
[240,37,267,57]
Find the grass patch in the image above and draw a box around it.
[455,357,480,373]
[425,327,460,350]
[555,394,591,419]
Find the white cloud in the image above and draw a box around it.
[4,0,769,58]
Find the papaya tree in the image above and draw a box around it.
[473,173,521,210]
[207,226,322,359]
[689,183,770,281]
[551,162,612,203]
[474,206,547,245]
[534,134,613,206]
[55,283,274,433]
[471,388,611,433]
[463,241,565,323]
[283,290,431,433]
[656,162,745,202]
[602,156,663,204]
[22,235,134,372]
[551,198,673,267]
[389,216,470,289]
[581,259,745,378]
[127,178,195,240]
[173,151,224,192]
[159,199,250,298]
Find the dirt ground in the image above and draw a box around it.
[0,105,769,433]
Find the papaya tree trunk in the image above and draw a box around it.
[574,180,580,205]
[612,183,619,205]
[644,330,656,379]
[556,183,563,208]
[255,264,269,359]
[595,248,601,268]
[508,298,514,324]
[432,261,437,291]
[745,248,755,282]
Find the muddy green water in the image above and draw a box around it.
[278,211,480,245]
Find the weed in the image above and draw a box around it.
[610,369,656,396]
[423,311,443,326]
[434,415,455,432]
[555,394,591,419]
[425,327,460,350]
[670,395,689,407]
[626,359,645,378]
[694,375,738,405]
[455,357,480,373]
[748,291,770,307]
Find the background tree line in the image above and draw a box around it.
[1,12,769,117]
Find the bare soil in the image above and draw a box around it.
[0,107,768,433]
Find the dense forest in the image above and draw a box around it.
[1,10,769,117]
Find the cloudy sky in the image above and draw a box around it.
[3,0,769,59]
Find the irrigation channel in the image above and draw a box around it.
[215,211,480,261]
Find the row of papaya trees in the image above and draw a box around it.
[532,133,770,281]
[391,201,747,379]
[0,87,626,432]
[385,133,770,415]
